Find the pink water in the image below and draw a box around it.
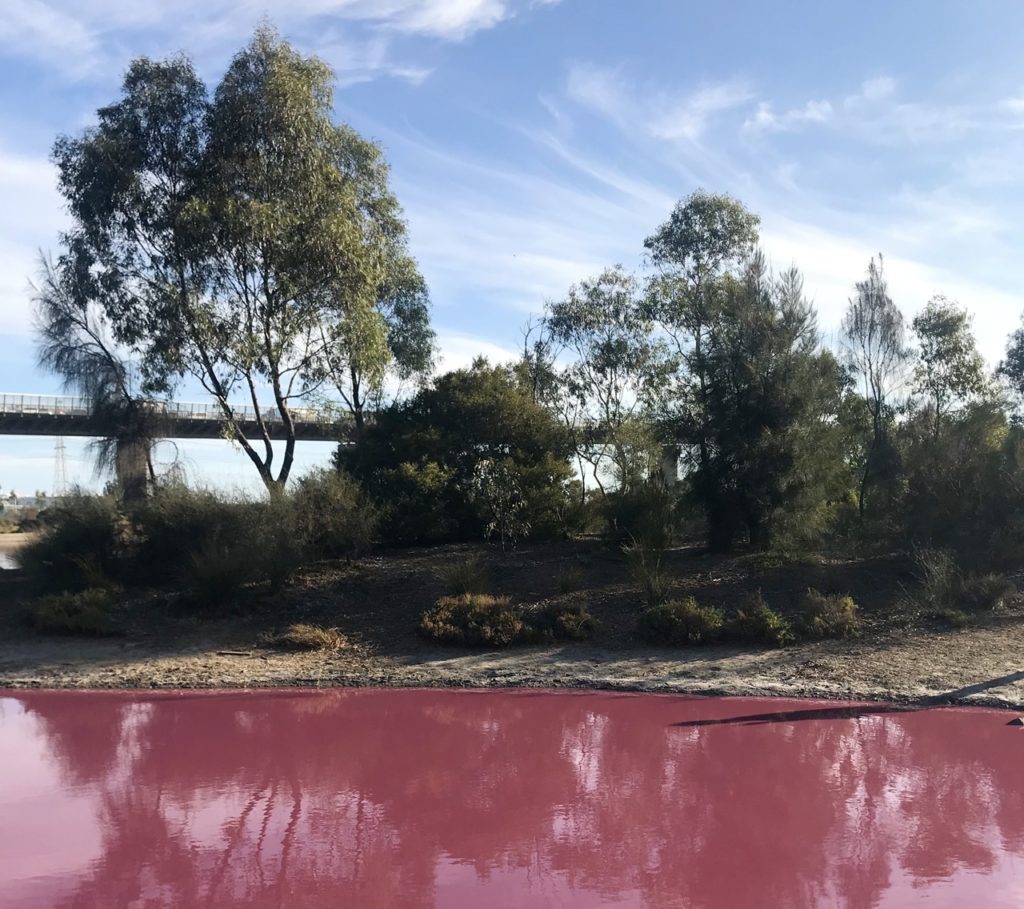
[1,689,1023,908]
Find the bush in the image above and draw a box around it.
[185,534,261,606]
[960,573,1017,611]
[526,601,598,643]
[801,589,860,639]
[623,535,671,607]
[419,594,526,647]
[556,564,584,594]
[910,547,959,612]
[17,492,124,591]
[636,598,724,645]
[31,588,118,636]
[935,608,972,629]
[265,623,349,651]
[291,468,379,558]
[436,554,490,596]
[725,595,794,647]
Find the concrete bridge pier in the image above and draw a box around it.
[659,443,680,488]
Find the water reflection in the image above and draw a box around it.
[2,689,1023,908]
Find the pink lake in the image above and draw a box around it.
[1,688,1023,908]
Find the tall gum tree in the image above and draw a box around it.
[49,27,427,492]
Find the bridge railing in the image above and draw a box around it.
[0,393,338,425]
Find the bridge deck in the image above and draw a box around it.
[0,394,349,441]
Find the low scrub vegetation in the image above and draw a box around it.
[623,536,671,607]
[436,554,490,596]
[527,601,599,643]
[419,594,598,647]
[636,598,725,646]
[419,594,526,647]
[801,589,861,639]
[725,595,794,647]
[265,623,349,652]
[31,588,118,636]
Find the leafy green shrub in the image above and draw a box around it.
[556,564,584,594]
[605,481,677,549]
[960,573,1017,611]
[18,492,123,591]
[935,608,972,629]
[265,623,349,651]
[725,595,794,646]
[291,468,379,558]
[910,546,959,611]
[31,588,118,636]
[636,598,725,645]
[185,535,261,606]
[801,589,860,639]
[623,535,671,607]
[419,594,526,647]
[436,553,490,596]
[527,601,598,642]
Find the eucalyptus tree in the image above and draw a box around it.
[544,267,670,494]
[49,27,426,492]
[912,296,986,437]
[696,255,846,550]
[643,191,760,486]
[841,255,909,518]
[34,257,166,500]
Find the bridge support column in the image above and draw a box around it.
[659,443,680,488]
[116,438,151,501]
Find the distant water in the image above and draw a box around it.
[2,688,1023,908]
[0,550,19,569]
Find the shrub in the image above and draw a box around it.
[725,595,794,647]
[801,589,860,639]
[623,535,671,607]
[910,546,959,612]
[636,598,724,646]
[419,594,526,647]
[605,482,677,549]
[266,623,348,651]
[291,468,379,558]
[556,564,584,594]
[935,608,972,629]
[436,553,490,596]
[18,492,123,591]
[527,601,598,643]
[185,535,261,606]
[31,588,118,636]
[960,573,1017,611]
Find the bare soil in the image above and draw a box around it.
[3,540,1024,709]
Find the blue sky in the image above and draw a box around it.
[2,0,1024,493]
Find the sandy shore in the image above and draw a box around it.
[2,621,1024,710]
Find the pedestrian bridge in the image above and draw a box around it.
[0,393,348,441]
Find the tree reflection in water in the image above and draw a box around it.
[3,689,1024,908]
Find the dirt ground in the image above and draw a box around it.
[3,539,1024,709]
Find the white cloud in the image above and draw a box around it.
[744,99,832,133]
[567,63,753,143]
[0,0,555,82]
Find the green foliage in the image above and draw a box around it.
[291,468,379,558]
[419,594,526,647]
[526,601,599,643]
[185,535,261,606]
[960,573,1017,611]
[18,493,124,591]
[725,594,794,646]
[436,554,490,596]
[935,608,972,629]
[912,297,987,436]
[636,598,725,645]
[340,360,574,544]
[622,535,672,607]
[556,564,585,594]
[32,588,118,636]
[50,27,426,491]
[801,589,860,639]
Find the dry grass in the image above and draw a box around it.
[265,623,349,652]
